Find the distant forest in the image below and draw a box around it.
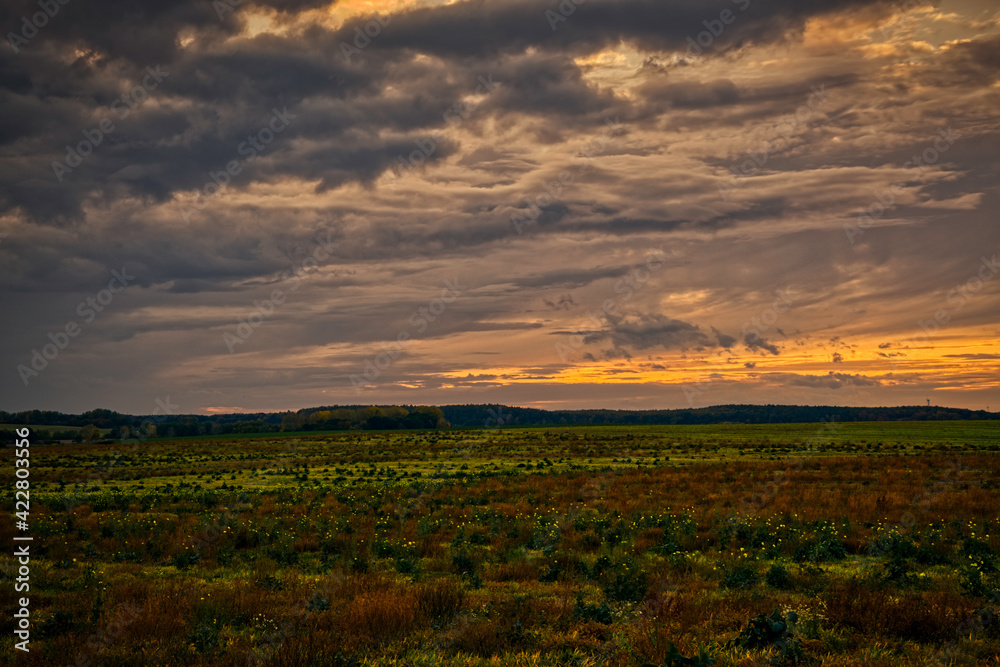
[1,403,996,443]
[439,404,999,428]
[0,405,449,442]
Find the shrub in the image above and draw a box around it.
[268,544,299,566]
[452,552,477,577]
[572,593,613,625]
[38,610,76,638]
[722,564,759,590]
[189,618,222,655]
[959,563,998,599]
[641,643,717,666]
[351,555,370,574]
[881,554,915,587]
[395,556,418,575]
[765,564,793,590]
[373,540,396,558]
[727,608,803,664]
[416,578,466,622]
[307,592,331,611]
[603,568,649,603]
[172,550,200,569]
[961,537,996,572]
[793,537,845,564]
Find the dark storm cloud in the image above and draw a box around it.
[0,0,894,226]
[375,0,886,58]
[514,265,628,290]
[583,312,717,351]
[918,33,1000,87]
[542,293,575,310]
[637,79,741,109]
[1,1,236,64]
[743,333,780,355]
[712,328,737,348]
[780,372,883,389]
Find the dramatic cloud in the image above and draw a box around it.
[1,0,998,413]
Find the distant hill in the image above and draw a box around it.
[438,404,999,428]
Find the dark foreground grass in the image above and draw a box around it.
[2,423,999,665]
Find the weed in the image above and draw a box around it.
[727,608,803,664]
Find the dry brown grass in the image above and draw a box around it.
[824,578,980,642]
[416,577,467,622]
[338,587,419,645]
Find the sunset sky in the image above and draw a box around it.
[1,0,998,415]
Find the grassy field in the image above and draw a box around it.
[2,423,999,665]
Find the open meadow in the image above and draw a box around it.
[3,422,1000,666]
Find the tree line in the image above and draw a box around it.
[2,403,993,444]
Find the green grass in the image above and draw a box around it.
[3,421,999,666]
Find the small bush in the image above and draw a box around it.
[603,568,649,603]
[765,564,793,590]
[723,564,759,590]
[416,578,466,622]
[395,556,418,575]
[642,643,717,666]
[189,618,222,655]
[351,555,370,574]
[38,610,75,638]
[793,537,845,564]
[572,593,613,624]
[727,608,803,664]
[881,554,915,587]
[307,592,330,611]
[452,552,477,576]
[172,550,200,570]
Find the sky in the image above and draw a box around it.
[1,0,998,415]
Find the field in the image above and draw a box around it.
[3,422,1000,666]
